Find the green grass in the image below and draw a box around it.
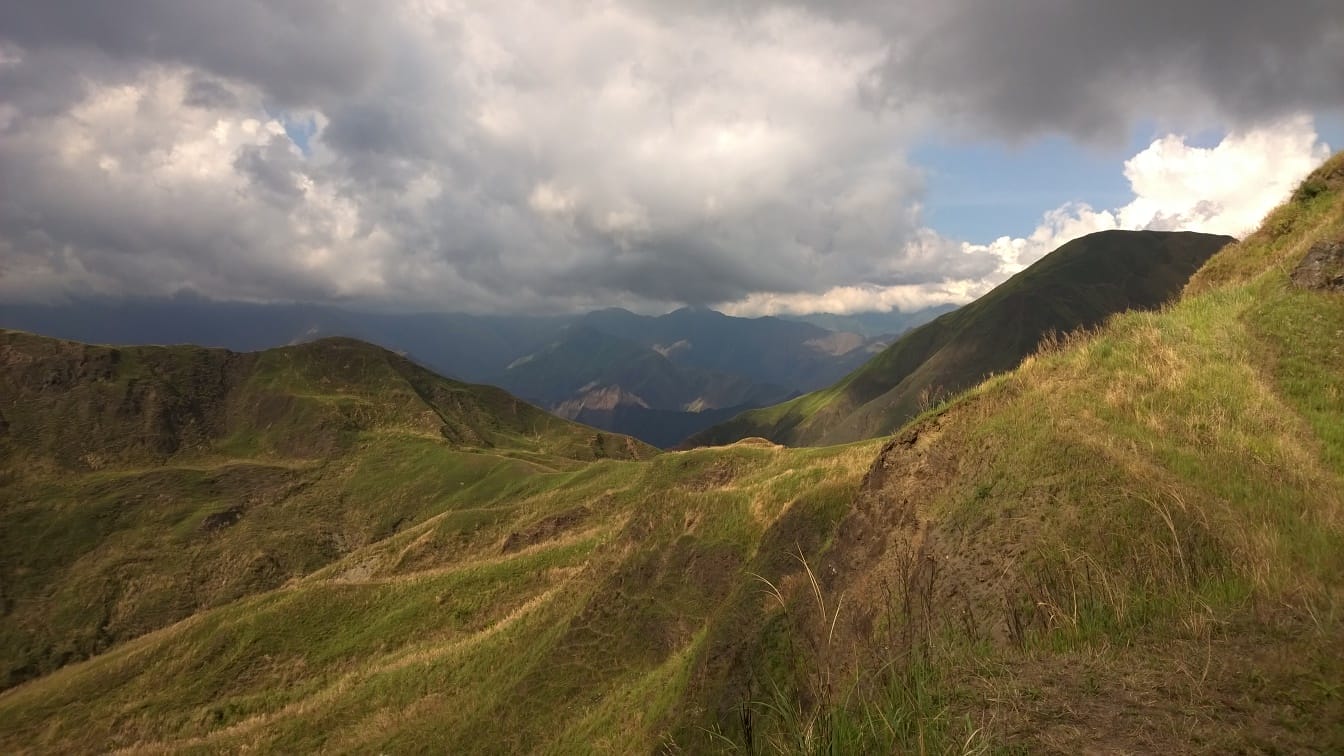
[0,404,883,753]
[761,155,1344,752]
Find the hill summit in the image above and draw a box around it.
[688,229,1233,447]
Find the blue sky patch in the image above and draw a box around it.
[911,134,1133,243]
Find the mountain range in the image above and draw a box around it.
[0,331,652,690]
[0,300,931,447]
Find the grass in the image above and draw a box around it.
[766,155,1344,752]
[0,404,885,753]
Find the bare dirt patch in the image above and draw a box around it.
[501,506,590,553]
[199,506,244,532]
[962,628,1344,754]
[818,405,1040,661]
[685,459,746,492]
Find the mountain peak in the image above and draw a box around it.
[689,228,1235,447]
[667,305,722,317]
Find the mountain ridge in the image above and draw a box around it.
[689,229,1235,447]
[0,301,944,446]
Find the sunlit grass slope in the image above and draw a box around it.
[0,436,885,753]
[743,151,1344,753]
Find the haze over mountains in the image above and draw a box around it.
[1,229,1233,453]
[0,223,1233,452]
[0,301,935,447]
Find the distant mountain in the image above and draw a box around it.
[569,402,757,448]
[573,306,883,389]
[0,295,567,382]
[490,325,795,444]
[689,229,1235,447]
[0,298,882,446]
[497,325,790,411]
[782,305,959,338]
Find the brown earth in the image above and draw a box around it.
[500,506,591,553]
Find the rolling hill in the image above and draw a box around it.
[0,332,651,689]
[688,229,1235,447]
[1,153,1341,753]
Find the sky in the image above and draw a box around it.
[0,1,1341,316]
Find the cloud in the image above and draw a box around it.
[0,2,1339,314]
[722,118,1331,316]
[860,0,1344,141]
[1,2,946,311]
[1115,117,1331,235]
[0,70,391,303]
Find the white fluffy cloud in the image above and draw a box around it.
[0,68,420,304]
[977,116,1331,275]
[721,117,1332,316]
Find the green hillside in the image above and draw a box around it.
[1,153,1342,753]
[0,334,651,689]
[688,229,1233,447]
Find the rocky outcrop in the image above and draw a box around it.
[1291,239,1344,292]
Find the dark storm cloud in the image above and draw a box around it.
[0,46,111,123]
[547,235,797,306]
[183,76,240,110]
[234,139,307,202]
[0,0,390,105]
[862,0,1344,139]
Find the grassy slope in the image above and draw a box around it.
[0,334,651,689]
[689,229,1233,448]
[769,153,1344,753]
[1,156,1342,754]
[0,437,886,754]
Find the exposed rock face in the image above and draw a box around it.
[552,385,650,418]
[804,331,866,356]
[1292,239,1344,292]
